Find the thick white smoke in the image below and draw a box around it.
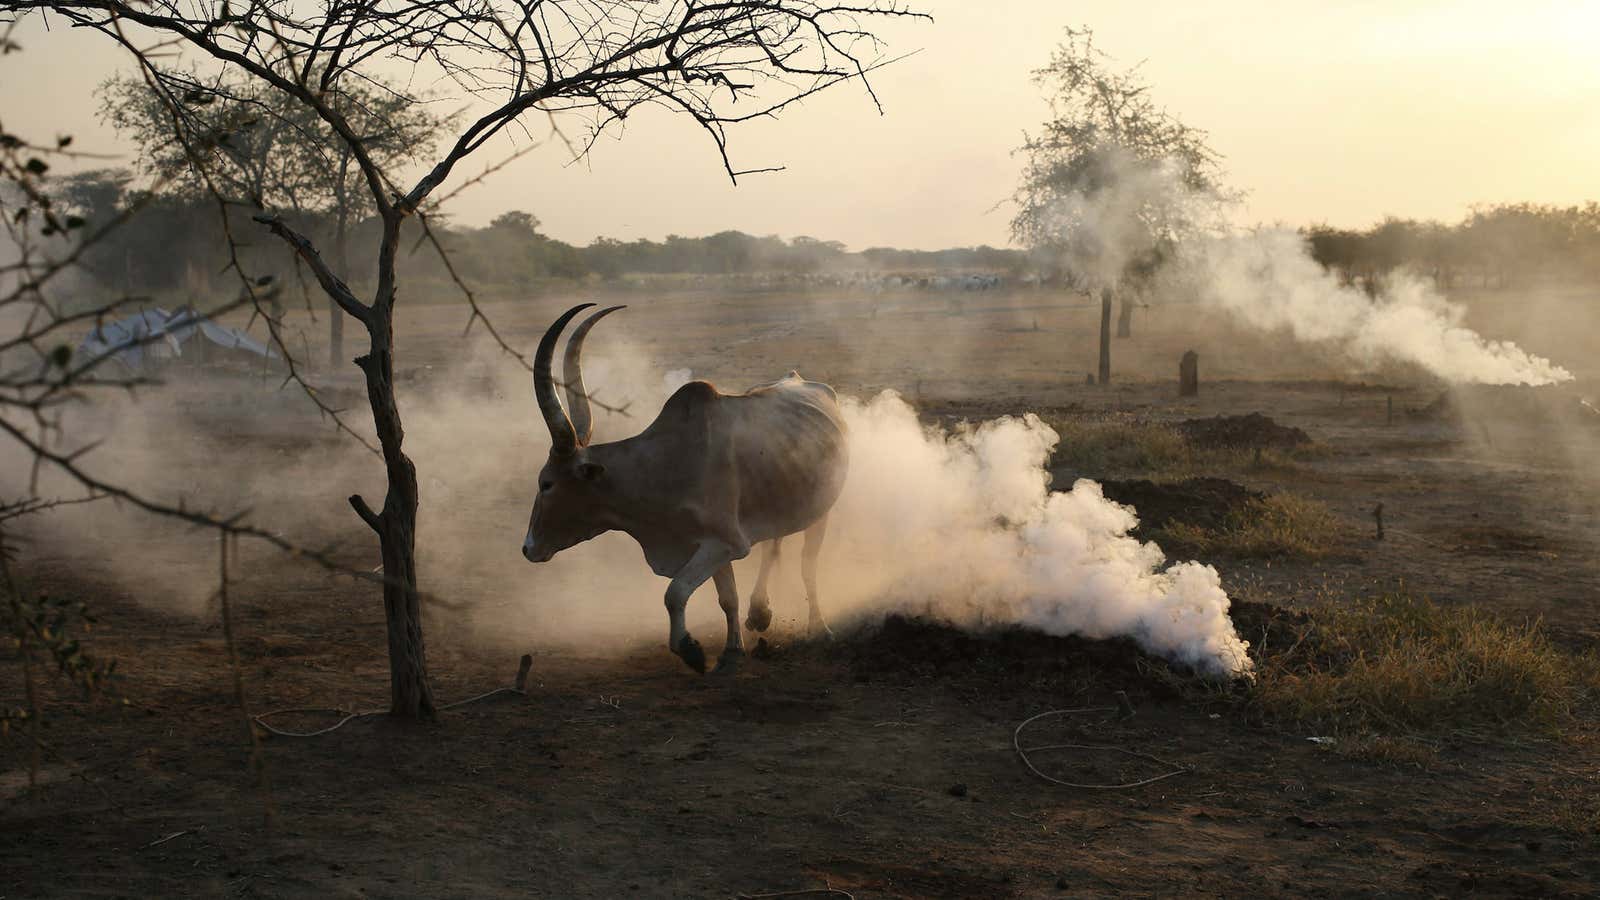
[1195,229,1572,387]
[825,391,1253,678]
[1041,148,1572,386]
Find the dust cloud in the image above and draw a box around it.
[407,342,1252,676]
[442,365,1253,677]
[3,330,1253,677]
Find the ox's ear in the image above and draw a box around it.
[578,461,606,482]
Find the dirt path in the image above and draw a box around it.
[4,572,1598,898]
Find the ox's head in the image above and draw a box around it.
[522,303,626,564]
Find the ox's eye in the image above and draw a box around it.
[539,480,554,493]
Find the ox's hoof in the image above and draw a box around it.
[676,634,707,674]
[712,648,744,676]
[808,619,835,641]
[744,604,773,633]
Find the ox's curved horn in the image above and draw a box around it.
[534,303,594,455]
[563,305,626,445]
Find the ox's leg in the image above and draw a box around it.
[665,541,736,674]
[712,564,744,675]
[801,516,832,639]
[744,538,781,633]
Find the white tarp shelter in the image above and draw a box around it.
[77,306,279,372]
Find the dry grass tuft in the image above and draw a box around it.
[1158,493,1347,559]
[1046,418,1327,481]
[1047,419,1193,476]
[1247,594,1600,738]
[1330,734,1441,769]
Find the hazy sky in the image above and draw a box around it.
[6,1,1598,250]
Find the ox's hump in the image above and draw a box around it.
[745,371,834,399]
[659,379,721,420]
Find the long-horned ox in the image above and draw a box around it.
[521,304,849,674]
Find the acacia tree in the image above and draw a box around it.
[13,0,922,719]
[1011,26,1227,382]
[99,71,449,363]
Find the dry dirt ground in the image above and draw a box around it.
[4,285,1600,897]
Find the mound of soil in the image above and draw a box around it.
[1099,476,1264,534]
[841,613,1182,697]
[1177,412,1311,450]
[837,602,1300,694]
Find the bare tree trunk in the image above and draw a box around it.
[1116,292,1133,338]
[1098,287,1113,386]
[350,213,434,720]
[260,210,433,720]
[330,157,351,368]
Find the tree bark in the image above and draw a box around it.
[1116,292,1133,338]
[1098,287,1113,386]
[354,368,435,719]
[259,204,434,722]
[351,212,434,720]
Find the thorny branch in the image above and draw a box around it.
[11,2,928,196]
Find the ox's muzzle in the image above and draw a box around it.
[522,533,552,564]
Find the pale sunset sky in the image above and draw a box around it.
[5,1,1597,250]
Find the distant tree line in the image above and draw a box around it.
[42,167,1600,306]
[47,169,1028,302]
[1304,203,1600,294]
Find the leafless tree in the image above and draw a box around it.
[7,0,924,719]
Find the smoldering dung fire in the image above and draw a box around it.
[1038,148,1574,388]
[825,391,1252,678]
[1197,229,1573,388]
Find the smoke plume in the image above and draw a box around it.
[1195,229,1572,386]
[824,392,1252,677]
[1040,147,1573,386]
